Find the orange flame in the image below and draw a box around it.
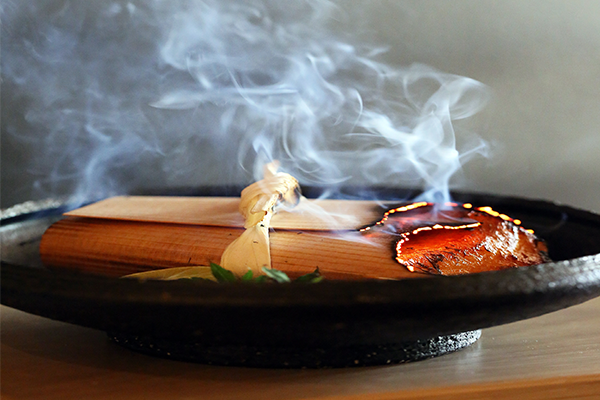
[359,201,429,232]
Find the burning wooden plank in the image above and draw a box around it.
[40,160,548,280]
[40,196,549,280]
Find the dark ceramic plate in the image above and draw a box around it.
[2,191,600,368]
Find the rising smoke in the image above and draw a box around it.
[1,0,490,205]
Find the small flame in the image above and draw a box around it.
[360,201,526,232]
[474,206,532,232]
[359,201,429,232]
[406,221,482,236]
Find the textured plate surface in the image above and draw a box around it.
[2,191,600,367]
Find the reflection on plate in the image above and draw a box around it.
[2,191,600,368]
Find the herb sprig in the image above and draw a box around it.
[208,262,323,284]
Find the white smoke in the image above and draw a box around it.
[1,0,490,205]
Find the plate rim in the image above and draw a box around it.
[2,192,600,344]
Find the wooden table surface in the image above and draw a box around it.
[2,297,600,400]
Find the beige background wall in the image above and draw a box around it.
[362,0,600,211]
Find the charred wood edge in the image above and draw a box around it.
[424,254,445,274]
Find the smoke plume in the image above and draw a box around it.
[1,0,490,205]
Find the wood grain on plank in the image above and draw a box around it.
[40,216,417,279]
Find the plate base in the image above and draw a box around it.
[109,330,481,368]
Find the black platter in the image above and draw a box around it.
[2,190,600,368]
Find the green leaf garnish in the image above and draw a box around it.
[158,263,325,283]
[261,267,292,283]
[210,262,237,283]
[125,263,324,283]
[294,268,323,283]
[241,270,254,281]
[187,277,217,282]
[253,275,268,283]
